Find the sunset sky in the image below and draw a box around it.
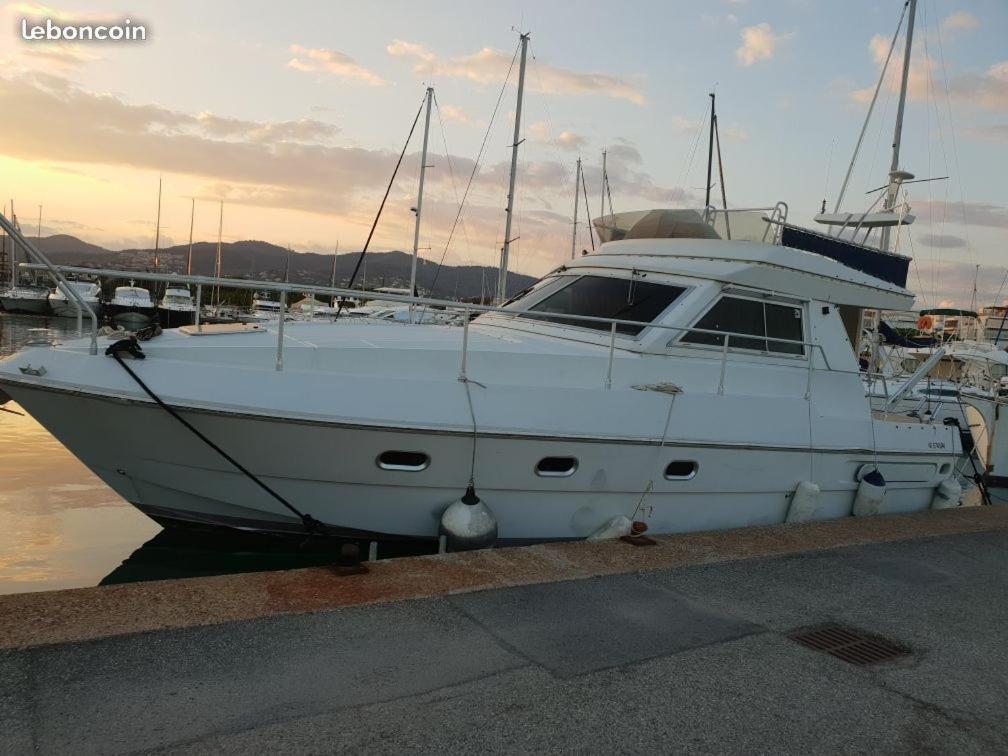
[0,0,1005,307]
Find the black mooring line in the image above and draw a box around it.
[106,339,326,536]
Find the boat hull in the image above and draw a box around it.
[1,381,957,541]
[0,296,50,315]
[50,299,103,319]
[157,307,196,329]
[106,304,156,331]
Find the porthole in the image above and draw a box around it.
[665,460,698,480]
[535,456,578,477]
[377,451,430,471]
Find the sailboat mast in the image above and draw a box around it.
[881,0,917,251]
[153,176,161,272]
[599,150,607,222]
[570,157,582,260]
[496,32,529,304]
[330,241,339,305]
[9,200,15,289]
[705,93,716,209]
[213,199,223,308]
[410,86,434,323]
[186,197,195,276]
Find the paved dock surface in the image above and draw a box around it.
[2,512,1008,753]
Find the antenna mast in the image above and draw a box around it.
[496,32,529,304]
[570,157,582,259]
[410,86,434,323]
[881,0,917,251]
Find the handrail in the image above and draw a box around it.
[2,215,98,354]
[22,261,847,401]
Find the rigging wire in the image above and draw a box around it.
[423,40,521,301]
[580,165,595,251]
[334,94,427,320]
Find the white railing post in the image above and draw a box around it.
[276,289,286,371]
[605,322,617,390]
[194,284,202,330]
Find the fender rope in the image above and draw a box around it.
[105,337,327,536]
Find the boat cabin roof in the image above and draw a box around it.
[566,238,914,311]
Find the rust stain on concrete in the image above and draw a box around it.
[1,506,1007,651]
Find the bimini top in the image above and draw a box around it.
[570,237,914,311]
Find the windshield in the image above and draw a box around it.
[499,274,686,336]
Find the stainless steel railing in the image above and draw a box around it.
[22,261,847,401]
[1,214,98,354]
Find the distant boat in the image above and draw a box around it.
[49,280,102,319]
[157,286,196,328]
[0,284,50,315]
[106,283,156,330]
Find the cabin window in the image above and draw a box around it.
[678,296,804,355]
[518,275,686,336]
[664,460,698,480]
[535,457,578,477]
[376,451,430,471]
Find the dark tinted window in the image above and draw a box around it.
[525,275,686,335]
[680,296,804,355]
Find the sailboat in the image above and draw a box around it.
[0,201,50,315]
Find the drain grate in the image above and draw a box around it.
[788,623,911,666]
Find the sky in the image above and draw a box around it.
[0,0,1005,307]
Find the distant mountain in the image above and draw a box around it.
[19,235,538,300]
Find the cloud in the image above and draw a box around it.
[851,32,1007,111]
[736,23,791,66]
[941,11,979,34]
[438,104,471,125]
[945,61,1008,110]
[915,200,1008,230]
[527,121,586,151]
[919,233,967,249]
[286,44,386,86]
[963,124,1008,142]
[387,40,645,104]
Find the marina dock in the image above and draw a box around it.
[3,506,1007,753]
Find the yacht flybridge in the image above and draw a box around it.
[0,206,961,542]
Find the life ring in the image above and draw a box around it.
[916,314,934,331]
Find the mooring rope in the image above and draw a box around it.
[106,337,327,535]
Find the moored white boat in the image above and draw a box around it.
[106,283,156,330]
[0,218,961,541]
[48,280,102,319]
[0,285,51,315]
[157,286,196,328]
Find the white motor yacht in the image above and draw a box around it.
[0,284,51,315]
[48,280,102,319]
[157,287,197,328]
[0,209,960,541]
[106,283,156,331]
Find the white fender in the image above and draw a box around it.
[786,480,821,523]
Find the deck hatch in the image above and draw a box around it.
[787,623,910,666]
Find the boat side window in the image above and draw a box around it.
[520,275,686,336]
[678,295,804,355]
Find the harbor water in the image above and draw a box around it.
[0,313,429,595]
